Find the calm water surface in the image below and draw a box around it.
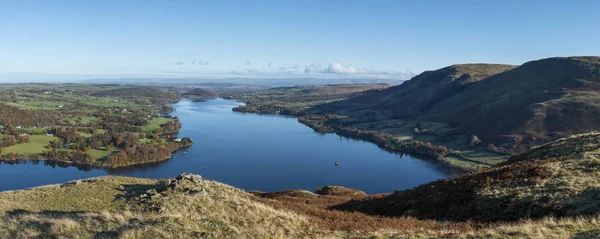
[0,99,461,194]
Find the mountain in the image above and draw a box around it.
[321,64,516,117]
[321,56,600,152]
[333,132,600,222]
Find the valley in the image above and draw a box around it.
[1,56,600,238]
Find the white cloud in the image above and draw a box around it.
[324,62,362,74]
[304,61,415,78]
[303,63,323,74]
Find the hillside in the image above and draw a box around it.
[3,173,600,238]
[182,88,218,99]
[230,84,389,103]
[319,64,515,117]
[317,56,600,156]
[334,132,600,222]
[228,84,389,116]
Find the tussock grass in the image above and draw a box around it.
[2,172,600,238]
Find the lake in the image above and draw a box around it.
[0,99,461,194]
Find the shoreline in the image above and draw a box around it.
[0,100,194,169]
[0,140,193,169]
[231,103,483,172]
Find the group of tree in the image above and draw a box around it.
[103,137,192,167]
[299,114,450,160]
[91,86,180,105]
[0,103,57,127]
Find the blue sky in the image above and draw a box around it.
[1,0,599,81]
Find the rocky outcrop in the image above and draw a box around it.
[316,186,368,197]
[136,173,207,204]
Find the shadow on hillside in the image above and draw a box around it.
[572,228,600,239]
[4,210,119,238]
[3,209,163,238]
[114,182,165,200]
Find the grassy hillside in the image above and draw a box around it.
[319,64,515,117]
[2,172,600,238]
[427,57,600,151]
[334,132,600,222]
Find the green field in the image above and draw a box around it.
[0,135,58,155]
[61,116,98,125]
[87,148,118,160]
[139,117,173,132]
[77,132,93,138]
[0,84,186,167]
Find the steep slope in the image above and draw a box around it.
[320,56,600,152]
[334,132,600,222]
[428,57,600,150]
[319,64,515,117]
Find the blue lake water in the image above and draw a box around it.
[0,99,461,194]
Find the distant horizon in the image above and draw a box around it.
[0,71,411,86]
[3,55,600,84]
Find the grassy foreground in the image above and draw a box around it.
[1,173,600,238]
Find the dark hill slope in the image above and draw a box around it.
[182,88,217,98]
[318,64,515,117]
[334,132,600,222]
[428,57,600,149]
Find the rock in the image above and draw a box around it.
[61,181,80,188]
[176,173,202,183]
[150,194,162,200]
[189,188,208,196]
[316,186,368,197]
[146,189,158,196]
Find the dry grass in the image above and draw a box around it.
[2,172,600,238]
[0,175,323,238]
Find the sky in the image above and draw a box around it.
[1,0,599,82]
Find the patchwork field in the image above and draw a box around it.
[0,84,192,167]
[1,135,58,155]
